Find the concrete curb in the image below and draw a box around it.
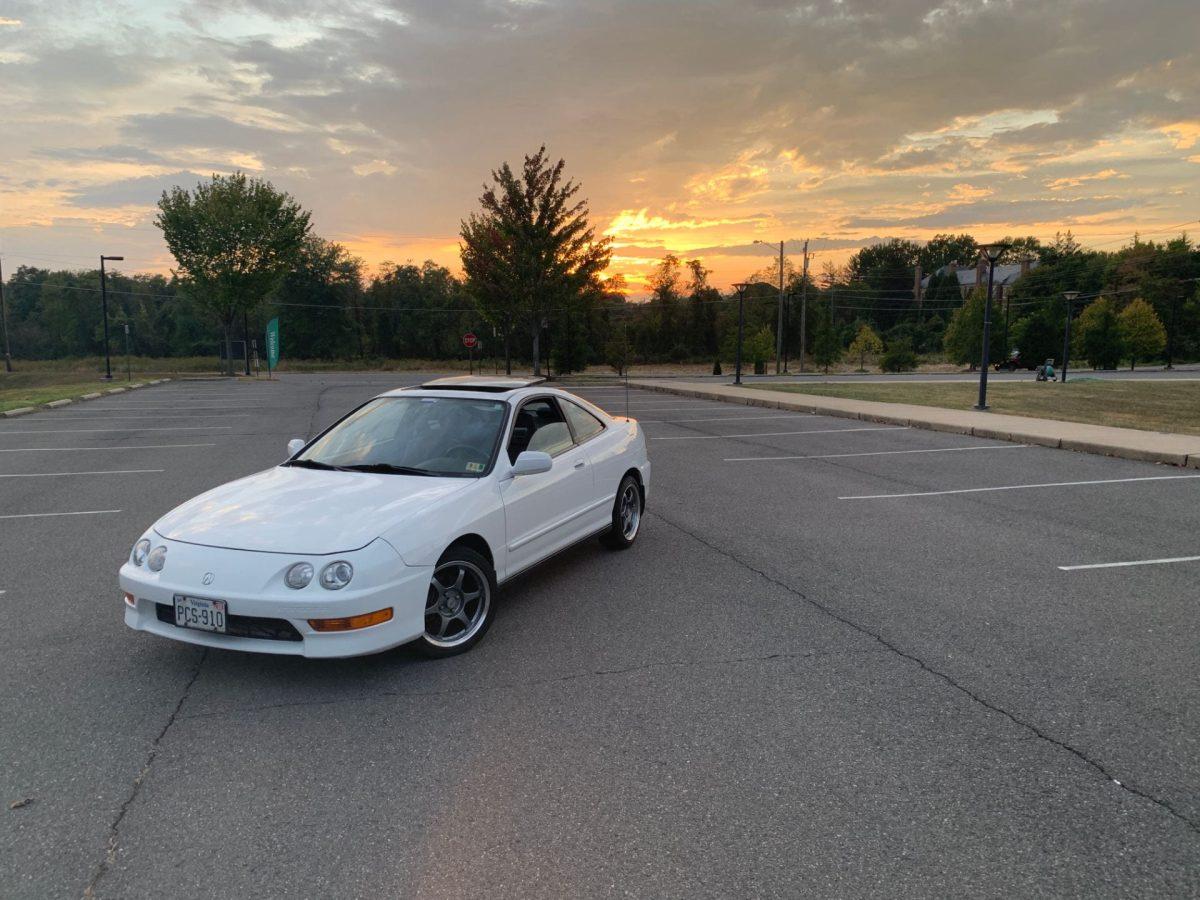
[1,378,172,418]
[628,379,1200,469]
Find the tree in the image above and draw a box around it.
[1073,297,1124,369]
[847,323,884,371]
[810,306,842,373]
[156,172,310,374]
[604,327,631,376]
[942,290,1003,368]
[460,146,611,375]
[1118,298,1167,369]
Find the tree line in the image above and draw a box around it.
[2,154,1198,374]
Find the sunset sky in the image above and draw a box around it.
[1,0,1197,294]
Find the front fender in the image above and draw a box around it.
[380,479,508,576]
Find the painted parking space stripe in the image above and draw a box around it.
[36,414,252,421]
[653,426,907,441]
[0,469,164,478]
[0,509,122,520]
[0,443,217,453]
[725,444,1027,462]
[0,426,231,434]
[643,413,825,425]
[840,473,1200,501]
[1058,555,1200,572]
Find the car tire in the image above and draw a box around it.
[600,475,643,550]
[415,545,497,658]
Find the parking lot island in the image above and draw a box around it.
[630,380,1200,469]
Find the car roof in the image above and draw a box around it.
[376,378,612,413]
[417,375,547,393]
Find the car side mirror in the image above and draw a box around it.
[287,438,305,459]
[510,450,553,476]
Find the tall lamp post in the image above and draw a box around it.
[99,255,124,380]
[0,251,12,373]
[1061,291,1080,384]
[732,282,749,385]
[973,242,1010,410]
[754,239,786,374]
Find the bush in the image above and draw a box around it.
[712,358,722,375]
[1073,297,1123,369]
[879,338,918,372]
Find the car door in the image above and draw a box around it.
[499,396,597,576]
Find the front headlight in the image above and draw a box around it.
[131,539,151,566]
[285,562,314,589]
[319,561,353,590]
[147,545,167,572]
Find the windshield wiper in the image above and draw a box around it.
[285,458,345,471]
[339,463,437,476]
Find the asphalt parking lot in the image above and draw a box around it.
[2,373,1198,897]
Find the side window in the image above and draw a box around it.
[508,399,573,462]
[562,399,605,443]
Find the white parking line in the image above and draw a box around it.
[75,406,262,411]
[840,474,1200,501]
[643,414,822,425]
[725,444,1027,462]
[653,426,906,441]
[0,443,217,453]
[0,509,122,520]
[1058,555,1200,572]
[0,469,164,478]
[0,426,231,434]
[36,416,249,423]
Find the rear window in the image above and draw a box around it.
[563,399,605,442]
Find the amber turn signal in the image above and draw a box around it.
[308,607,393,632]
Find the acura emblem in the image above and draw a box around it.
[202,572,215,585]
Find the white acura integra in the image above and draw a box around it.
[119,376,649,658]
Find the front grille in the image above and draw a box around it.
[155,603,303,642]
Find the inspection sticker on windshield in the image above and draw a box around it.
[466,461,485,472]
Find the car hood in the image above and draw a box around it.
[154,465,472,555]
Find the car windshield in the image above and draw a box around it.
[293,396,508,477]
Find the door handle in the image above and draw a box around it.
[574,461,586,469]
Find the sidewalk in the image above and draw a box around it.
[629,379,1200,469]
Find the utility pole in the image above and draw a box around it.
[754,239,787,374]
[0,251,12,373]
[99,255,124,381]
[775,240,784,374]
[798,240,809,373]
[913,263,923,323]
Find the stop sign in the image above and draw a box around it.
[462,332,478,350]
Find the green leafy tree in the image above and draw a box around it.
[942,290,1003,368]
[604,327,631,376]
[156,172,311,374]
[745,326,774,374]
[1073,297,1124,369]
[847,323,884,372]
[1118,298,1167,369]
[810,306,842,373]
[460,146,611,375]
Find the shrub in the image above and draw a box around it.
[879,338,918,372]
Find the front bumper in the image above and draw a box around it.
[119,536,431,658]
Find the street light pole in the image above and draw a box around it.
[973,242,1009,411]
[99,255,124,381]
[732,282,749,386]
[0,252,12,373]
[1061,291,1080,383]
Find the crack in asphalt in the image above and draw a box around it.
[647,508,1200,838]
[178,646,888,721]
[83,649,208,899]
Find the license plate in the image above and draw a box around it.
[173,595,228,633]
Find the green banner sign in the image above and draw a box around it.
[266,317,280,370]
